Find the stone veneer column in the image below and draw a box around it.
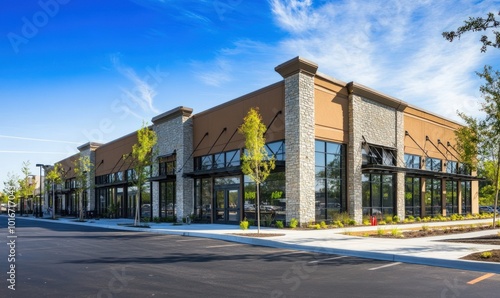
[77,142,101,212]
[152,107,194,222]
[347,83,406,223]
[275,57,318,226]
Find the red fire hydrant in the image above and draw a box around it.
[370,216,378,226]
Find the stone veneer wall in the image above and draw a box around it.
[152,109,193,222]
[348,95,405,223]
[284,72,316,225]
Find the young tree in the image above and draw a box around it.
[46,163,63,219]
[443,11,500,52]
[3,173,20,205]
[455,66,500,227]
[124,123,157,226]
[73,156,93,221]
[239,107,275,233]
[18,161,36,215]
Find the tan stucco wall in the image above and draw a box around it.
[192,82,285,157]
[94,132,137,176]
[314,76,348,144]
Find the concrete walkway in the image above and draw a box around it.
[14,215,500,274]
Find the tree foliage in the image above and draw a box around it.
[443,11,500,52]
[124,123,157,226]
[18,161,36,210]
[239,107,275,233]
[456,66,500,226]
[73,156,93,221]
[2,173,20,204]
[46,163,63,219]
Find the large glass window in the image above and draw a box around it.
[160,181,176,220]
[315,140,344,221]
[404,154,421,169]
[266,140,285,161]
[194,178,212,222]
[446,161,458,174]
[362,174,394,217]
[425,178,442,216]
[425,158,442,172]
[243,172,285,223]
[461,181,472,214]
[363,145,396,166]
[446,181,458,215]
[405,177,421,217]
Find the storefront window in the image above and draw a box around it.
[362,174,394,217]
[405,177,421,217]
[425,178,442,216]
[315,140,344,221]
[446,181,458,214]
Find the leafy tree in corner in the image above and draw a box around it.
[443,11,500,52]
[73,156,94,221]
[124,123,157,226]
[3,173,20,205]
[18,161,36,214]
[239,107,276,233]
[46,163,63,220]
[455,66,500,227]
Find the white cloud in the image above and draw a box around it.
[268,0,499,122]
[111,55,160,115]
[191,58,233,87]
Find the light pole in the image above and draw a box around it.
[35,164,46,218]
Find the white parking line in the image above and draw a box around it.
[206,244,244,248]
[368,262,402,271]
[308,256,348,264]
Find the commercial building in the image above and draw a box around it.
[46,57,479,225]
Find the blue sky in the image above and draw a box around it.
[1,0,499,185]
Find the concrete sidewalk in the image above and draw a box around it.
[15,215,500,274]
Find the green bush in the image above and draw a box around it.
[415,216,421,222]
[275,220,284,229]
[333,220,344,228]
[421,224,429,232]
[363,219,371,226]
[393,215,400,223]
[384,215,393,224]
[289,218,298,229]
[239,219,249,230]
[391,228,402,237]
[480,251,493,259]
[319,221,327,229]
[377,228,385,236]
[153,216,160,223]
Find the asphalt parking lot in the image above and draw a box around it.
[1,218,499,297]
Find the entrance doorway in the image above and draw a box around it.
[215,187,240,223]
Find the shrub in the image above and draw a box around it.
[275,220,284,229]
[393,215,400,223]
[415,216,421,222]
[391,228,402,238]
[384,215,393,224]
[407,215,415,221]
[239,219,249,230]
[363,219,371,226]
[319,221,328,229]
[421,224,429,232]
[378,220,387,225]
[480,251,493,259]
[377,228,385,236]
[289,218,298,229]
[153,216,160,223]
[333,220,344,228]
[347,219,357,226]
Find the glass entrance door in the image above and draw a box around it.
[215,187,240,223]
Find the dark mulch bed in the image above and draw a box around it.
[352,225,497,238]
[444,235,500,246]
[232,233,285,237]
[461,250,500,263]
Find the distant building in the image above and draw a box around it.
[48,57,479,224]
